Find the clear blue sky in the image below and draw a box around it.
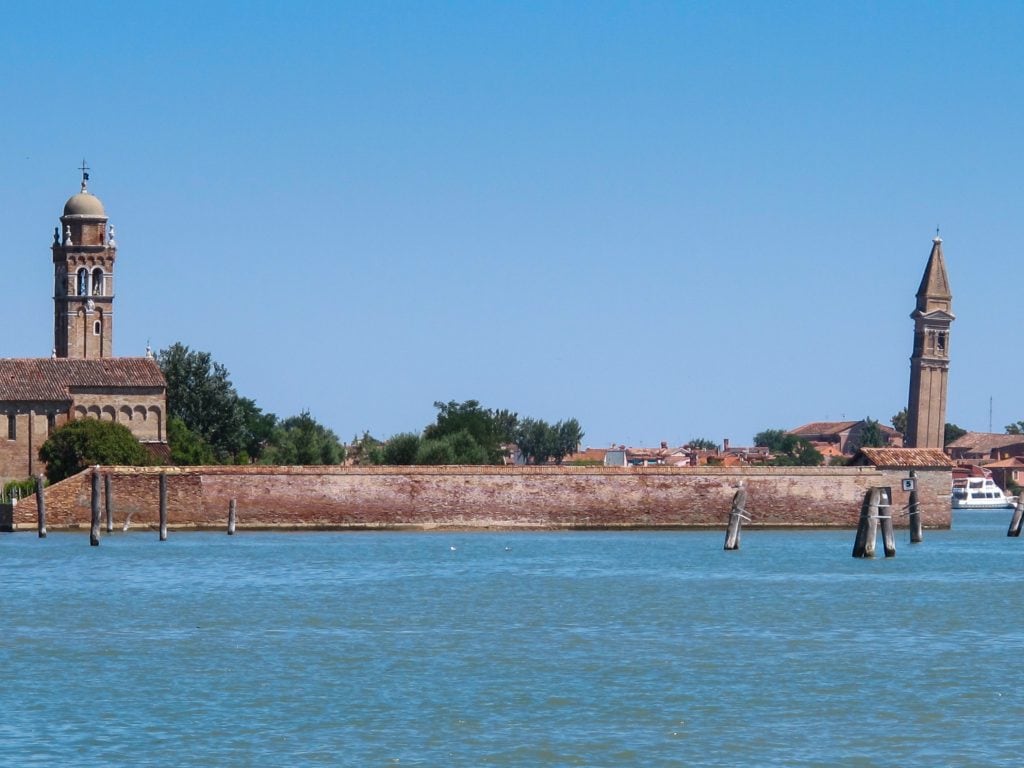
[2,2,1022,447]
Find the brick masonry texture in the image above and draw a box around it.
[8,465,953,531]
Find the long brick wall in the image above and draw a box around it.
[7,464,953,531]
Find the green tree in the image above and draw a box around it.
[516,418,556,464]
[687,438,719,451]
[263,411,345,465]
[238,397,278,463]
[350,432,385,466]
[553,418,584,464]
[753,428,823,466]
[944,423,967,445]
[167,416,215,465]
[157,343,246,462]
[382,432,421,465]
[852,418,886,451]
[39,419,151,483]
[891,408,908,436]
[424,400,516,464]
[1008,422,1024,436]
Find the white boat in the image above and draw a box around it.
[951,477,1017,510]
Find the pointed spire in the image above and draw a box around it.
[914,233,952,315]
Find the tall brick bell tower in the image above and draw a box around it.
[53,163,116,359]
[905,234,954,449]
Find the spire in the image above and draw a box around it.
[914,233,952,315]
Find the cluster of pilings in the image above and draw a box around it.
[33,470,238,545]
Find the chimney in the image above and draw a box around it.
[661,441,667,449]
[723,438,730,452]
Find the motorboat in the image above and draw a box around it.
[951,477,1017,509]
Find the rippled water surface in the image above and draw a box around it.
[3,512,1024,766]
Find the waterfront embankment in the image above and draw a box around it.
[3,464,952,531]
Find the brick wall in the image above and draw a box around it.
[9,465,953,531]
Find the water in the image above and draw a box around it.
[2,512,1024,766]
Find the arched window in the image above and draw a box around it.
[77,268,89,296]
[92,268,104,296]
[94,320,102,336]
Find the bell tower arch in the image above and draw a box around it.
[53,162,116,359]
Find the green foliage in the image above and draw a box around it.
[515,417,584,464]
[167,416,215,465]
[382,432,421,465]
[891,408,908,435]
[687,438,719,451]
[753,428,823,466]
[1007,422,1024,436]
[3,477,39,501]
[262,411,345,465]
[39,419,151,483]
[853,418,886,451]
[424,400,517,464]
[944,423,967,446]
[158,343,279,464]
[349,432,385,466]
[415,429,489,465]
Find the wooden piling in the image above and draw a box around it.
[35,474,46,539]
[228,498,237,535]
[724,483,747,550]
[90,470,101,547]
[853,488,881,558]
[880,487,896,558]
[1008,495,1024,537]
[908,471,923,543]
[104,473,113,533]
[159,473,168,541]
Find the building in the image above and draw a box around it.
[905,235,954,448]
[946,432,1024,462]
[0,170,167,484]
[788,420,902,456]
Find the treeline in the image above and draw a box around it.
[350,400,584,466]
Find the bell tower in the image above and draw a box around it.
[53,163,116,359]
[905,234,954,449]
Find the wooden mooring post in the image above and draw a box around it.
[724,482,748,550]
[35,474,46,538]
[90,470,101,547]
[158,473,168,541]
[104,474,113,533]
[1008,495,1024,537]
[853,487,895,558]
[879,487,896,558]
[228,498,237,535]
[907,470,923,543]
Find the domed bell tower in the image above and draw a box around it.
[53,163,116,359]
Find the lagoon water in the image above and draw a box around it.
[2,512,1024,766]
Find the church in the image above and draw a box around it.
[0,171,167,485]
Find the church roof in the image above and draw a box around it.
[914,236,953,315]
[0,358,165,402]
[854,447,953,469]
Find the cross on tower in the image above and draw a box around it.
[79,159,90,191]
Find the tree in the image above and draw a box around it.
[262,411,345,465]
[424,400,516,464]
[852,418,886,451]
[167,416,215,465]
[1007,422,1024,436]
[686,438,719,451]
[157,343,247,462]
[553,419,584,463]
[944,423,967,446]
[349,432,385,466]
[891,408,908,436]
[39,419,151,483]
[753,428,823,466]
[382,432,421,465]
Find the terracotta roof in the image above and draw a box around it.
[855,447,953,469]
[946,432,1024,453]
[0,358,165,401]
[791,420,900,438]
[981,456,1024,469]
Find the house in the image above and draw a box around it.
[789,420,902,455]
[945,432,1024,462]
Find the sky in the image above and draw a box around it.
[2,1,1023,448]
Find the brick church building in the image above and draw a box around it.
[0,171,167,484]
